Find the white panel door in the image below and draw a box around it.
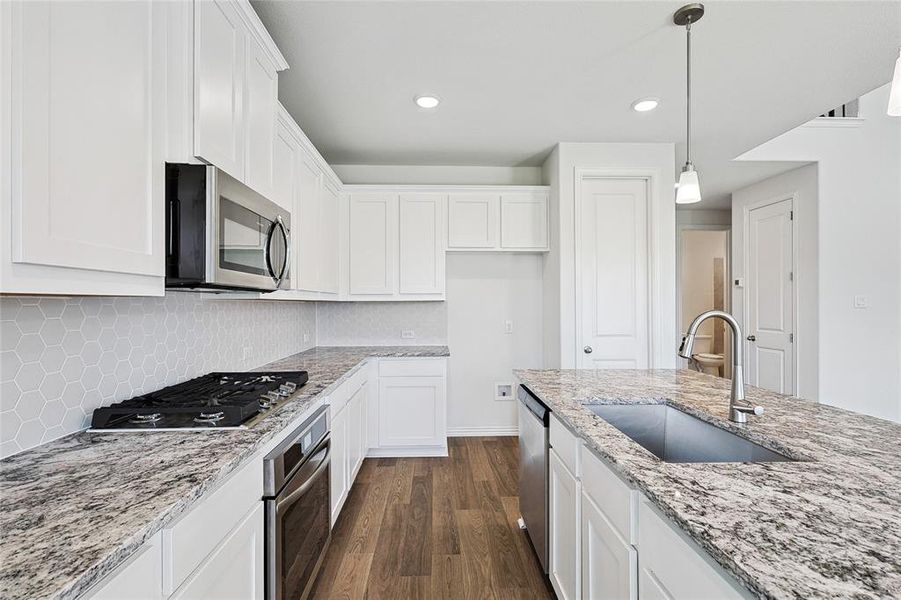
[501,193,548,249]
[194,0,245,180]
[10,0,165,277]
[747,199,794,394]
[272,115,299,213]
[447,194,499,249]
[549,450,580,600]
[578,179,649,369]
[171,504,264,600]
[378,377,445,447]
[243,37,277,199]
[582,491,637,600]
[295,154,322,292]
[348,193,397,295]
[399,194,445,295]
[330,404,348,525]
[319,181,341,294]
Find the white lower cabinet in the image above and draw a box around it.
[637,499,748,600]
[170,504,264,600]
[85,533,163,599]
[549,448,581,600]
[329,371,369,525]
[582,490,637,600]
[373,358,447,456]
[330,401,349,525]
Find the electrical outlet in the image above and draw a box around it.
[242,346,252,362]
[504,320,514,334]
[853,295,869,309]
[303,332,311,344]
[401,330,415,339]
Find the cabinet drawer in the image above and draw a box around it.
[580,446,637,545]
[550,414,581,478]
[162,457,262,594]
[329,366,368,415]
[378,358,446,378]
[638,499,748,599]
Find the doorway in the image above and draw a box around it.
[679,228,731,378]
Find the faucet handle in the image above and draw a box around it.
[734,405,764,416]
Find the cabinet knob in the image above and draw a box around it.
[583,346,593,354]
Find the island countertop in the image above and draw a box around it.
[0,346,449,600]
[513,368,901,600]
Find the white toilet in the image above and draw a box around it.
[692,353,724,376]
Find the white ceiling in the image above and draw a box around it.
[253,1,901,209]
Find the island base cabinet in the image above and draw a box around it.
[637,500,748,600]
[581,490,637,600]
[170,503,264,600]
[549,449,581,600]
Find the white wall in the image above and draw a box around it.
[541,143,677,368]
[332,164,543,186]
[736,84,900,421]
[446,253,543,435]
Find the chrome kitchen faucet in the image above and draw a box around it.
[678,310,764,424]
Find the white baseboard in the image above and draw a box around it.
[366,445,449,458]
[447,425,519,437]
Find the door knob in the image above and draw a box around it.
[747,335,756,342]
[583,346,593,354]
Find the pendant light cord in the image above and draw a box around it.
[686,18,692,167]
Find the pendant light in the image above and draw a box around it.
[674,4,705,204]
[888,48,901,116]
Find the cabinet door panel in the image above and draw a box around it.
[346,385,364,484]
[378,377,445,447]
[348,193,396,295]
[330,405,348,525]
[272,116,298,212]
[582,491,636,600]
[243,38,277,198]
[501,193,548,249]
[194,0,245,179]
[319,182,340,294]
[295,155,322,292]
[549,450,580,600]
[171,504,263,600]
[11,0,164,277]
[399,194,444,295]
[87,533,162,599]
[447,194,498,249]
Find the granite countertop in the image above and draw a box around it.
[514,368,901,600]
[0,346,449,600]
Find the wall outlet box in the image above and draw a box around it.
[504,320,514,334]
[853,295,869,309]
[401,330,416,339]
[495,383,514,401]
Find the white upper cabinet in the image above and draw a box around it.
[295,152,324,292]
[242,36,277,199]
[501,192,549,250]
[272,110,300,212]
[193,0,286,196]
[448,194,499,249]
[398,194,445,296]
[193,0,246,180]
[348,193,397,296]
[319,180,341,294]
[1,0,167,296]
[447,189,549,252]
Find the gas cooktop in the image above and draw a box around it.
[89,371,309,431]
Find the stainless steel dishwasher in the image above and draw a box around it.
[518,384,550,574]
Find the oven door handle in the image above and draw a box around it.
[276,443,329,512]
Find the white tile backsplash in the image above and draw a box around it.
[316,301,447,346]
[0,294,316,458]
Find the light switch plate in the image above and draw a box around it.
[401,330,415,339]
[853,295,869,309]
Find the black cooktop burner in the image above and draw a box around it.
[90,371,308,430]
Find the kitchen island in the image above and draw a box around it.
[514,368,901,599]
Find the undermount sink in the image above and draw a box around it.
[585,404,795,463]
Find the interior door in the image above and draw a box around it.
[747,198,794,394]
[578,178,649,369]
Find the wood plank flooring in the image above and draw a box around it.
[309,437,555,599]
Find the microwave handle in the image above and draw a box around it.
[265,215,290,289]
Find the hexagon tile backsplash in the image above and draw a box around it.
[0,294,316,458]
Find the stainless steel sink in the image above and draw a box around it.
[585,404,795,463]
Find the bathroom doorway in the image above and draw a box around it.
[679,228,731,378]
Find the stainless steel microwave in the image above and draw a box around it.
[165,163,290,292]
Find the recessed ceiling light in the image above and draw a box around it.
[631,98,659,112]
[415,95,440,109]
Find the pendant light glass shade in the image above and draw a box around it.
[888,49,901,116]
[676,168,702,204]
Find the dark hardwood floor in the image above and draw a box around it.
[309,436,555,599]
